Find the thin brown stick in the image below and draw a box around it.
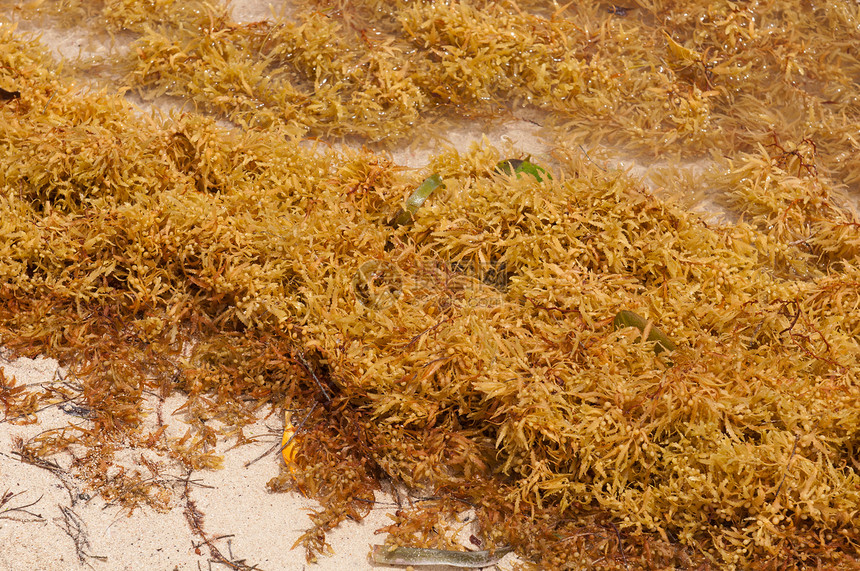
[244,402,318,468]
[609,522,630,571]
[774,433,800,500]
[0,490,44,522]
[57,505,107,564]
[294,352,332,402]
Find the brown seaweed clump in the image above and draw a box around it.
[1,1,860,569]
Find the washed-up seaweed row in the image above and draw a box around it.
[0,1,859,569]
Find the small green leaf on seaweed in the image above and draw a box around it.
[613,310,677,354]
[496,158,552,182]
[390,173,444,228]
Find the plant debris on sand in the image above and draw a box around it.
[1,0,859,569]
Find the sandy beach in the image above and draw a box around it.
[0,353,521,570]
[3,0,860,569]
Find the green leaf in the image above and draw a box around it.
[496,158,552,182]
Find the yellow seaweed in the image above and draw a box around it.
[0,1,859,569]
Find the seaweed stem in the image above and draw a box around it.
[609,522,630,571]
[295,351,332,402]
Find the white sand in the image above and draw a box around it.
[0,355,368,570]
[0,355,519,570]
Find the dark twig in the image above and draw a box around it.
[774,433,800,500]
[579,145,607,172]
[9,440,79,505]
[295,352,332,402]
[57,505,107,564]
[182,476,260,570]
[0,490,45,522]
[609,522,630,571]
[400,316,452,352]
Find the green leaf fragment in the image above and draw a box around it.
[496,158,552,182]
[613,309,677,354]
[390,173,444,227]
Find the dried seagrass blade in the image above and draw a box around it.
[370,544,513,568]
[613,309,677,355]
